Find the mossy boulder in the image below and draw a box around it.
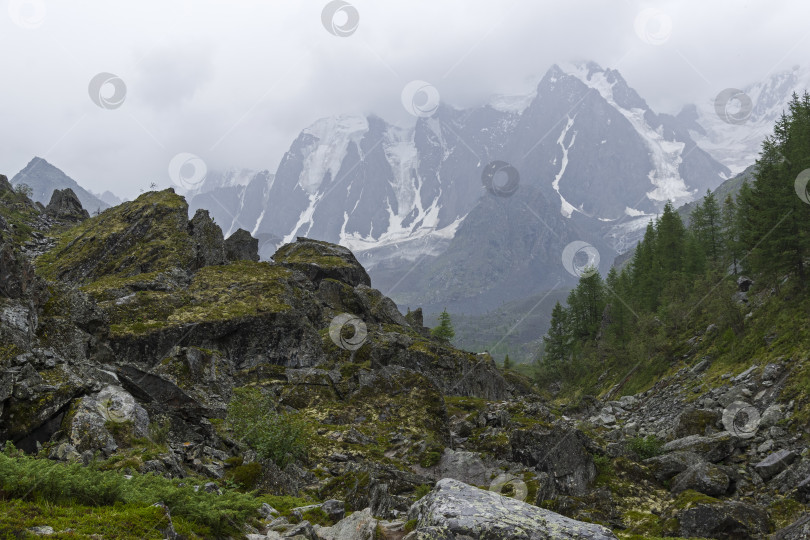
[273,237,371,288]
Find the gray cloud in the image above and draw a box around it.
[0,0,808,199]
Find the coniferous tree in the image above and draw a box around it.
[721,194,742,274]
[566,268,605,340]
[503,354,512,370]
[690,190,722,266]
[542,301,570,369]
[431,309,455,341]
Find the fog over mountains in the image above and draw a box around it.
[11,62,809,318]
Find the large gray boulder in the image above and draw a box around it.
[670,462,730,496]
[643,451,704,482]
[753,449,798,481]
[66,385,149,454]
[677,500,768,539]
[315,508,377,540]
[224,228,260,262]
[661,432,735,463]
[406,478,617,539]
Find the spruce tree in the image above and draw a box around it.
[431,308,455,341]
[542,302,570,369]
[503,354,512,370]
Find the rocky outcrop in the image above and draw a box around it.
[44,188,90,221]
[677,499,769,539]
[273,237,371,288]
[225,228,260,262]
[510,425,596,497]
[189,209,226,269]
[406,478,617,539]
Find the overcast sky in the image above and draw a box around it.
[1,0,808,199]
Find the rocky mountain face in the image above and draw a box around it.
[10,157,109,214]
[188,62,732,316]
[1,184,808,538]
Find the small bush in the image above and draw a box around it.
[228,462,262,490]
[627,435,664,460]
[225,387,310,468]
[148,418,171,444]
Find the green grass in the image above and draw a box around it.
[0,448,260,537]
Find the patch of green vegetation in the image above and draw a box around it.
[768,497,805,530]
[273,243,351,268]
[593,454,615,487]
[414,484,432,500]
[105,261,293,336]
[0,498,207,539]
[226,462,263,490]
[673,489,719,510]
[627,435,664,460]
[225,387,309,468]
[419,450,441,468]
[300,506,332,526]
[404,518,418,533]
[0,446,260,536]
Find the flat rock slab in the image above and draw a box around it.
[407,478,617,540]
[754,449,798,481]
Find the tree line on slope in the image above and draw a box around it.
[538,91,810,395]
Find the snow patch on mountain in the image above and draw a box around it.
[567,64,691,207]
[299,115,369,193]
[552,115,580,218]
